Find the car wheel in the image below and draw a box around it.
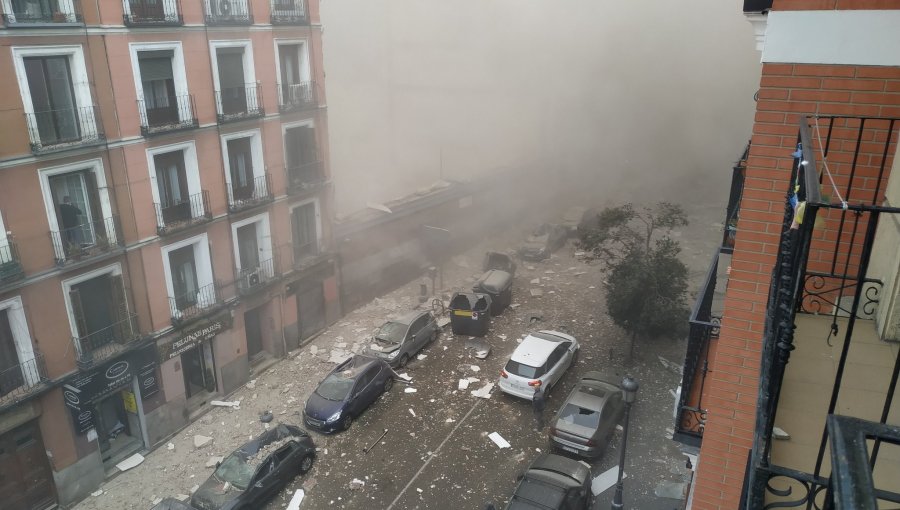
[342,415,353,431]
[398,354,410,368]
[299,454,314,474]
[383,377,394,392]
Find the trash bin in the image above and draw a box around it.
[472,269,513,316]
[483,251,516,276]
[449,292,492,337]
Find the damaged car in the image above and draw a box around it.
[365,310,440,368]
[498,331,580,400]
[503,453,601,510]
[517,224,569,261]
[190,424,315,510]
[549,371,624,458]
[304,354,394,433]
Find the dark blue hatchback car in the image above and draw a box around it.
[303,355,394,433]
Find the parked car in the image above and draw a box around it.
[549,371,624,458]
[503,453,601,510]
[190,424,315,510]
[498,331,580,400]
[303,355,394,433]
[150,498,194,510]
[518,224,569,261]
[365,310,440,368]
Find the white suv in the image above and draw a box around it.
[498,330,580,400]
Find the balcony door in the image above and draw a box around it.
[236,223,260,271]
[169,245,198,311]
[129,0,164,20]
[69,274,126,349]
[138,51,177,126]
[154,151,190,224]
[0,310,24,397]
[23,55,79,145]
[291,202,318,260]
[227,137,254,201]
[49,171,101,253]
[11,0,59,20]
[216,48,246,115]
[278,44,306,104]
[285,125,317,184]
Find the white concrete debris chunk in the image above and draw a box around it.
[530,288,544,297]
[773,426,791,440]
[471,382,494,399]
[592,466,625,496]
[458,379,470,390]
[167,442,175,450]
[175,494,189,502]
[91,489,103,497]
[417,354,427,360]
[116,453,144,472]
[409,408,416,417]
[190,484,199,494]
[349,479,366,490]
[404,388,417,393]
[470,365,480,372]
[193,435,213,449]
[530,278,541,284]
[488,432,510,449]
[210,400,240,408]
[437,317,451,328]
[446,418,456,423]
[206,456,224,468]
[151,497,163,505]
[397,372,412,381]
[616,424,623,432]
[285,489,306,510]
[309,345,318,355]
[246,379,257,389]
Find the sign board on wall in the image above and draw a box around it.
[122,391,137,413]
[158,313,232,361]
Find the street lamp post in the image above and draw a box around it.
[611,376,639,510]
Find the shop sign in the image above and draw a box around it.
[69,406,94,435]
[122,391,137,413]
[159,314,232,360]
[63,357,134,413]
[135,344,160,399]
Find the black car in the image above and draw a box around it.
[190,424,315,510]
[504,454,600,510]
[150,498,194,510]
[303,354,394,433]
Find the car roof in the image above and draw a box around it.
[510,333,567,366]
[391,310,428,326]
[236,423,307,457]
[528,453,591,486]
[332,354,382,378]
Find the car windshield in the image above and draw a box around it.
[316,373,355,401]
[505,359,543,379]
[559,403,601,429]
[214,452,254,490]
[375,321,406,344]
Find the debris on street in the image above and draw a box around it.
[470,382,494,399]
[286,489,305,510]
[591,466,625,496]
[488,432,510,449]
[116,453,144,472]
[193,435,212,449]
[210,400,240,409]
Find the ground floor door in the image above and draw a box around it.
[297,283,325,340]
[0,421,57,510]
[94,388,143,466]
[244,307,263,360]
[182,342,216,399]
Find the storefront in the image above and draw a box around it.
[158,313,231,405]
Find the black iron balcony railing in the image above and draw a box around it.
[25,105,105,153]
[3,0,83,25]
[0,238,25,287]
[0,354,48,407]
[155,191,211,236]
[824,416,900,509]
[286,160,325,195]
[170,281,223,324]
[227,173,273,213]
[205,0,252,25]
[123,0,182,25]
[73,312,140,368]
[138,94,197,136]
[277,81,317,112]
[743,115,900,509]
[269,0,307,24]
[50,215,123,266]
[215,84,264,123]
[236,257,279,295]
[723,143,749,252]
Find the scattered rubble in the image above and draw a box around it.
[193,435,212,449]
[488,432,510,449]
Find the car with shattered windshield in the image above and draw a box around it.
[365,310,440,368]
[303,354,394,433]
[549,371,624,458]
[498,331,580,400]
[503,453,600,510]
[190,424,315,510]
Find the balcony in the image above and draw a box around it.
[722,143,748,252]
[138,95,198,137]
[215,84,264,124]
[0,354,49,410]
[286,161,326,196]
[123,0,182,25]
[50,215,123,267]
[227,174,273,213]
[277,81,317,113]
[25,105,105,154]
[205,0,252,25]
[236,257,279,295]
[743,115,900,508]
[2,0,83,26]
[0,238,25,288]
[73,312,141,369]
[155,191,212,236]
[269,0,306,24]
[170,282,223,325]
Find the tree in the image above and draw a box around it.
[578,202,690,360]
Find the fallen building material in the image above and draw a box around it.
[488,432,510,449]
[210,400,240,408]
[592,466,625,496]
[471,382,494,399]
[364,428,389,454]
[115,453,144,472]
[286,489,305,510]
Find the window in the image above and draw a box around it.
[275,41,311,108]
[209,41,257,120]
[0,298,39,397]
[168,245,198,311]
[64,266,136,363]
[411,316,427,335]
[284,124,319,189]
[290,201,319,260]
[228,138,253,198]
[130,42,190,130]
[222,131,266,208]
[231,213,272,280]
[161,234,215,318]
[147,142,203,229]
[6,0,77,23]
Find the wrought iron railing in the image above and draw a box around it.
[743,115,900,509]
[169,282,222,324]
[723,143,749,253]
[286,160,325,195]
[277,81,317,112]
[227,173,273,213]
[205,0,252,24]
[269,0,307,24]
[50,215,122,266]
[3,0,82,24]
[0,353,48,406]
[215,84,264,123]
[73,312,141,368]
[123,0,182,25]
[138,94,197,136]
[0,238,25,286]
[155,191,211,235]
[236,257,279,295]
[25,105,105,153]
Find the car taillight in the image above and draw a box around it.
[500,369,508,378]
[585,439,596,447]
[527,380,542,387]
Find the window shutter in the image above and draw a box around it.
[108,275,132,339]
[69,287,88,351]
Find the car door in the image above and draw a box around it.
[247,456,280,503]
[363,365,383,405]
[544,345,564,386]
[410,315,428,351]
[350,369,375,413]
[553,342,573,384]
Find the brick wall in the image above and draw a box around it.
[691,62,900,509]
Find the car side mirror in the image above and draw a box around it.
[215,461,221,469]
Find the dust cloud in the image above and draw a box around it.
[320,0,761,217]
